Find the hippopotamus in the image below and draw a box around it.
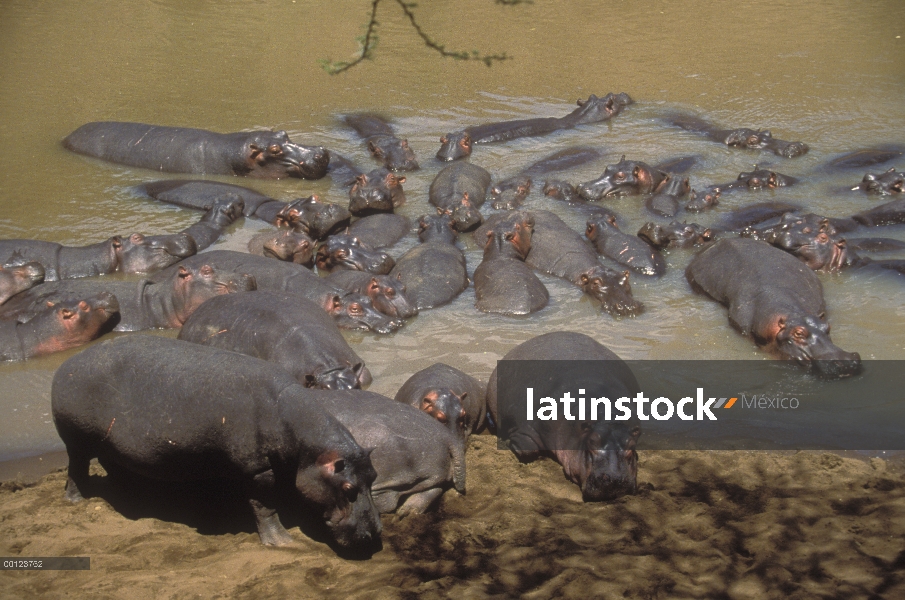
[710,169,799,194]
[490,147,605,210]
[542,180,583,203]
[0,231,196,282]
[0,263,255,331]
[179,291,371,390]
[1,292,118,361]
[478,210,643,317]
[473,213,549,316]
[637,221,713,250]
[344,114,419,172]
[684,187,721,212]
[149,251,404,333]
[822,145,905,171]
[662,113,809,158]
[486,331,642,502]
[315,233,395,275]
[326,270,417,319]
[178,195,245,251]
[52,335,381,548]
[436,93,632,158]
[713,201,805,233]
[348,168,407,217]
[389,214,468,310]
[742,213,859,272]
[312,392,466,514]
[645,175,691,217]
[137,180,351,239]
[64,122,330,179]
[347,213,411,249]
[394,362,487,439]
[0,260,44,305]
[247,229,315,266]
[856,168,904,195]
[851,198,905,227]
[429,162,491,232]
[577,157,669,201]
[686,238,861,378]
[586,213,666,277]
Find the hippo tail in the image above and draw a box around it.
[450,439,467,495]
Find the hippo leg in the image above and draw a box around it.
[248,472,295,546]
[371,489,401,514]
[396,487,444,516]
[64,453,91,503]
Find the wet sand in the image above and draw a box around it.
[1,437,903,599]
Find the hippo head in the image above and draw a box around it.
[306,362,371,391]
[570,92,634,125]
[276,195,351,240]
[294,446,382,549]
[326,293,405,334]
[171,264,256,327]
[436,131,472,162]
[419,388,467,440]
[484,212,534,260]
[764,216,853,272]
[723,128,774,150]
[489,176,532,210]
[577,266,643,317]
[440,193,484,232]
[316,234,395,275]
[246,131,330,180]
[30,292,120,356]
[542,180,580,203]
[363,274,418,319]
[204,194,246,227]
[771,314,862,379]
[0,260,45,305]
[585,212,621,245]
[859,168,905,195]
[773,140,809,158]
[557,424,641,502]
[637,221,712,250]
[348,168,407,217]
[577,157,667,200]
[260,230,315,266]
[368,137,419,172]
[417,214,458,244]
[684,187,721,213]
[115,232,197,275]
[737,169,798,190]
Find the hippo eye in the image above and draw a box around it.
[130,233,144,243]
[335,250,347,258]
[615,171,625,181]
[384,288,395,298]
[802,227,811,234]
[348,303,363,316]
[791,326,808,342]
[747,135,759,145]
[817,233,829,243]
[268,144,282,155]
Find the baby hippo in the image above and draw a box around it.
[312,390,466,515]
[326,270,417,319]
[178,291,371,389]
[316,233,395,275]
[395,363,487,443]
[247,229,315,266]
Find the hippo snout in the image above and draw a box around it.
[811,351,862,379]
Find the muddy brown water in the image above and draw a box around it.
[0,0,903,467]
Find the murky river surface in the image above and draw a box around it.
[0,0,903,462]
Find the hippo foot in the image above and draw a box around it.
[250,499,295,546]
[64,477,85,503]
[395,488,445,517]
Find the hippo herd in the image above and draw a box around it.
[1,90,903,552]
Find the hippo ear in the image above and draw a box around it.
[440,136,448,144]
[366,277,380,295]
[777,316,787,330]
[304,374,317,388]
[326,295,343,315]
[111,236,123,249]
[60,307,76,320]
[367,140,383,157]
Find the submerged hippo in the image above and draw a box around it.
[64,122,330,179]
[52,336,381,548]
[577,157,669,201]
[1,292,118,361]
[686,238,861,378]
[150,251,404,333]
[0,231,196,282]
[637,221,713,250]
[138,180,351,239]
[312,391,465,515]
[1,263,255,331]
[247,229,315,266]
[345,114,419,172]
[326,270,417,319]
[586,213,666,277]
[348,168,408,217]
[429,162,491,232]
[663,113,809,158]
[0,260,44,305]
[179,291,371,390]
[489,147,605,210]
[856,168,904,195]
[178,195,244,251]
[645,175,691,217]
[394,362,487,439]
[437,93,632,159]
[486,331,642,502]
[389,214,468,310]
[315,233,395,275]
[347,213,411,249]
